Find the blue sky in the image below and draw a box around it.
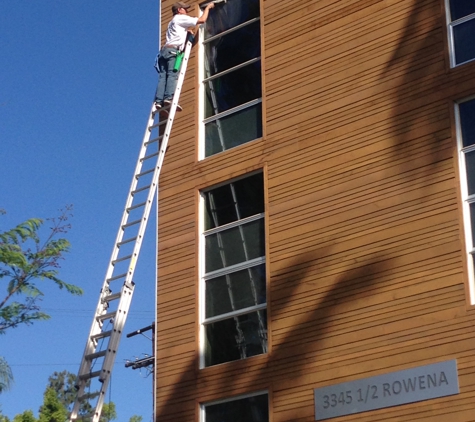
[1,1,161,420]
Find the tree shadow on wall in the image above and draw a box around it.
[153,2,454,421]
[153,247,389,421]
[383,0,451,187]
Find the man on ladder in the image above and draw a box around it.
[154,1,215,111]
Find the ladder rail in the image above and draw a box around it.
[71,106,157,419]
[69,34,195,422]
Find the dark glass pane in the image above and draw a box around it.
[204,183,237,229]
[460,99,475,147]
[204,21,261,77]
[206,264,266,318]
[233,173,264,219]
[205,393,268,422]
[205,219,265,273]
[450,0,475,20]
[466,150,475,195]
[204,173,264,229]
[205,61,262,117]
[470,203,475,247]
[204,310,267,367]
[205,104,263,157]
[454,19,475,64]
[204,0,260,39]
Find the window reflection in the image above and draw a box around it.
[204,0,260,39]
[202,0,263,157]
[202,173,267,367]
[204,392,269,422]
[450,0,475,21]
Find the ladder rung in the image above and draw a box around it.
[112,254,132,265]
[107,272,127,282]
[85,350,107,361]
[74,411,99,420]
[145,135,163,146]
[96,311,117,322]
[103,292,121,302]
[136,168,155,178]
[78,370,101,381]
[140,151,159,162]
[91,330,113,341]
[131,185,151,195]
[78,391,100,402]
[122,218,141,229]
[117,236,137,246]
[126,202,146,212]
[148,120,167,131]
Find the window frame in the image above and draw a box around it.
[197,3,263,160]
[445,0,475,67]
[455,95,475,304]
[198,172,267,368]
[200,390,269,422]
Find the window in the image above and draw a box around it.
[199,0,262,158]
[200,172,267,367]
[456,97,475,304]
[446,0,475,66]
[202,392,269,422]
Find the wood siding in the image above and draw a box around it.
[155,0,475,420]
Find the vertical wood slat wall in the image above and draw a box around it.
[155,0,475,421]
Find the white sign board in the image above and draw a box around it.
[314,360,459,420]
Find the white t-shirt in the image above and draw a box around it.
[165,14,199,49]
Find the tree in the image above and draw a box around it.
[46,371,92,416]
[100,402,117,422]
[12,411,36,422]
[47,371,120,421]
[5,370,132,422]
[47,371,80,410]
[0,207,82,334]
[0,357,13,393]
[0,407,12,422]
[38,388,67,422]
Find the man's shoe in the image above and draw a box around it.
[164,98,183,112]
[154,101,162,110]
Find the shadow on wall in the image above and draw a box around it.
[154,247,388,421]
[384,0,451,184]
[154,1,455,421]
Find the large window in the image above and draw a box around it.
[200,172,267,367]
[201,391,269,422]
[446,0,475,67]
[456,97,475,304]
[199,0,262,158]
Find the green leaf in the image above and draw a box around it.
[0,207,82,334]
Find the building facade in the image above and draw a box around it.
[154,0,475,420]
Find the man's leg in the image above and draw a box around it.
[163,51,178,100]
[154,54,168,105]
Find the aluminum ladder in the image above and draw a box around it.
[69,34,194,422]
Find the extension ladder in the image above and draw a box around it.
[69,34,194,422]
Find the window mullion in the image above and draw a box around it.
[450,11,475,26]
[203,303,267,325]
[462,144,475,154]
[203,98,262,125]
[204,212,264,236]
[203,57,261,83]
[204,256,265,280]
[203,17,260,44]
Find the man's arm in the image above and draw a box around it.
[196,2,215,25]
